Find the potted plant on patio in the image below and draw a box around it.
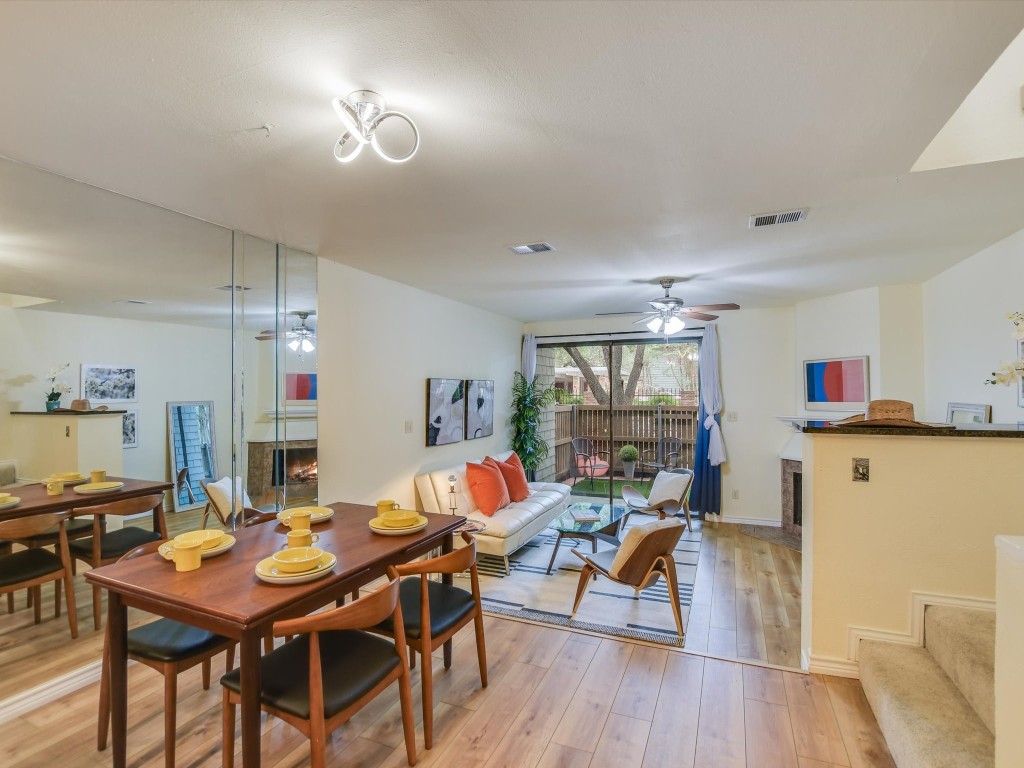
[511,372,556,481]
[620,444,639,480]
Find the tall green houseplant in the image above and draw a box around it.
[510,372,556,480]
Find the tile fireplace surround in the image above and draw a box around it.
[247,439,318,505]
[781,458,802,535]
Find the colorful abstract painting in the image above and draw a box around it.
[427,378,465,446]
[803,356,869,411]
[465,379,494,439]
[285,373,317,402]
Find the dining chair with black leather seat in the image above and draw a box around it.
[220,575,417,768]
[97,540,236,768]
[0,511,78,638]
[68,493,168,630]
[370,531,487,750]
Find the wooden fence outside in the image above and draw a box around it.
[552,403,699,481]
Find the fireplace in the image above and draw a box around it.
[247,439,318,506]
[781,458,802,535]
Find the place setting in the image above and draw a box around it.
[69,469,124,495]
[369,499,429,536]
[158,529,237,568]
[0,491,20,511]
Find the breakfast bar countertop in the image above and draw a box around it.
[782,419,1024,438]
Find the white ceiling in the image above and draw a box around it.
[0,1,1023,323]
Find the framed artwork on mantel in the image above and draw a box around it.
[803,356,869,411]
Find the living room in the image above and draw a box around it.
[2,3,1024,768]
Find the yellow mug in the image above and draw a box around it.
[288,511,312,530]
[376,499,399,517]
[285,529,319,548]
[90,469,106,483]
[172,540,202,572]
[46,479,65,496]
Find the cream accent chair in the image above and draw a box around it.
[621,468,693,531]
[200,477,260,529]
[570,518,686,638]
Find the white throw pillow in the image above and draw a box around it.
[205,476,252,517]
[648,470,692,507]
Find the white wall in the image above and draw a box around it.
[0,305,231,485]
[525,307,796,524]
[316,259,523,509]
[924,226,1024,424]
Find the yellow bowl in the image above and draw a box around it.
[271,547,324,574]
[0,492,11,502]
[379,509,418,527]
[174,530,226,551]
[53,472,83,480]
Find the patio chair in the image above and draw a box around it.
[569,438,610,489]
[570,517,686,637]
[621,468,694,531]
[638,437,684,483]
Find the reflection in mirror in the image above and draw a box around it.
[167,401,217,512]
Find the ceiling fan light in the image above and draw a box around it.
[288,339,300,351]
[664,316,685,334]
[301,338,315,353]
[646,317,663,333]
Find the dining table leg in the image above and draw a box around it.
[239,631,263,767]
[441,532,454,668]
[108,592,128,768]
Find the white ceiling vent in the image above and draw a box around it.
[748,208,808,228]
[508,242,555,255]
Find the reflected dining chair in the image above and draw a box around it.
[371,531,487,749]
[621,468,694,531]
[68,493,168,629]
[569,438,610,488]
[570,518,686,638]
[98,540,235,768]
[0,511,78,637]
[220,576,417,768]
[200,477,261,529]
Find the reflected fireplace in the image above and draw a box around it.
[781,458,802,535]
[273,447,318,486]
[247,439,318,506]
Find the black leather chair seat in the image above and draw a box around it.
[221,630,398,720]
[19,517,94,543]
[0,547,63,587]
[128,618,229,663]
[376,577,476,640]
[69,527,161,560]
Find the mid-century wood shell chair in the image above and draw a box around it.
[220,576,417,768]
[371,531,487,749]
[0,512,78,637]
[200,477,261,529]
[571,518,686,638]
[621,468,694,531]
[98,540,235,768]
[569,438,610,488]
[68,493,168,629]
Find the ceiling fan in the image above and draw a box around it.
[255,310,316,353]
[597,278,740,335]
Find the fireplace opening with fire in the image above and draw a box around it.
[272,447,318,486]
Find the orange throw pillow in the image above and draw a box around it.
[487,453,530,502]
[466,460,510,516]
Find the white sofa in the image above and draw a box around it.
[416,450,571,574]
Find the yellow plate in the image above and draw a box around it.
[0,497,21,511]
[72,481,126,494]
[42,474,88,485]
[276,507,334,525]
[255,552,336,583]
[369,515,428,536]
[159,535,236,561]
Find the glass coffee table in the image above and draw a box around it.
[546,502,626,574]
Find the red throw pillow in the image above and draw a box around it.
[487,453,530,502]
[466,460,510,516]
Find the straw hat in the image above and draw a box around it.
[69,399,109,413]
[831,399,939,429]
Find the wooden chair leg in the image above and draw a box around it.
[682,501,692,532]
[202,658,212,690]
[98,632,110,750]
[164,664,177,768]
[473,611,488,688]
[397,662,417,766]
[263,635,273,653]
[420,641,434,749]
[222,689,235,768]
[92,583,102,631]
[226,644,236,672]
[662,559,685,638]
[309,707,327,768]
[409,646,416,669]
[64,565,78,639]
[571,565,596,617]
[54,579,61,618]
[32,585,41,624]
[6,591,13,614]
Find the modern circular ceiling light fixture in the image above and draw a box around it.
[332,90,419,164]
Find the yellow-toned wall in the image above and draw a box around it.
[995,537,1024,768]
[804,432,1024,664]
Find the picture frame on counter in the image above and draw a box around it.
[946,402,991,424]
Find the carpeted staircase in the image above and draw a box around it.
[859,605,995,768]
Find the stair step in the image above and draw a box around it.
[859,640,993,768]
[924,605,995,734]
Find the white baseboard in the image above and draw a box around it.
[0,660,103,725]
[846,591,996,662]
[809,654,859,678]
[712,514,782,528]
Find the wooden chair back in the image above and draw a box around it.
[118,539,167,563]
[274,577,403,638]
[392,531,477,577]
[72,493,168,565]
[0,511,70,540]
[611,522,685,587]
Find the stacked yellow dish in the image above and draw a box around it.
[42,471,87,485]
[369,509,428,536]
[255,547,336,584]
[73,480,125,494]
[158,530,236,561]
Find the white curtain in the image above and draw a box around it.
[699,323,727,466]
[521,333,537,381]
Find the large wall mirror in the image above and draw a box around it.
[0,156,316,702]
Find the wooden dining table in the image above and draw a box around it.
[0,476,173,523]
[85,502,465,768]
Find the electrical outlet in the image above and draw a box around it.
[853,457,869,482]
[404,420,413,434]
[731,489,739,500]
[726,411,738,422]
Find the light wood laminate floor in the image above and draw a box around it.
[0,614,893,768]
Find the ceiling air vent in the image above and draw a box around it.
[748,208,808,228]
[119,299,151,305]
[508,242,555,255]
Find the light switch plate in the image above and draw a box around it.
[404,420,413,434]
[853,457,869,482]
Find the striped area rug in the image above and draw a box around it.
[476,514,700,647]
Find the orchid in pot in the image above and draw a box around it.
[45,363,72,411]
[984,312,1024,408]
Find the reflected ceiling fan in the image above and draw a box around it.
[255,310,316,353]
[597,278,740,335]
